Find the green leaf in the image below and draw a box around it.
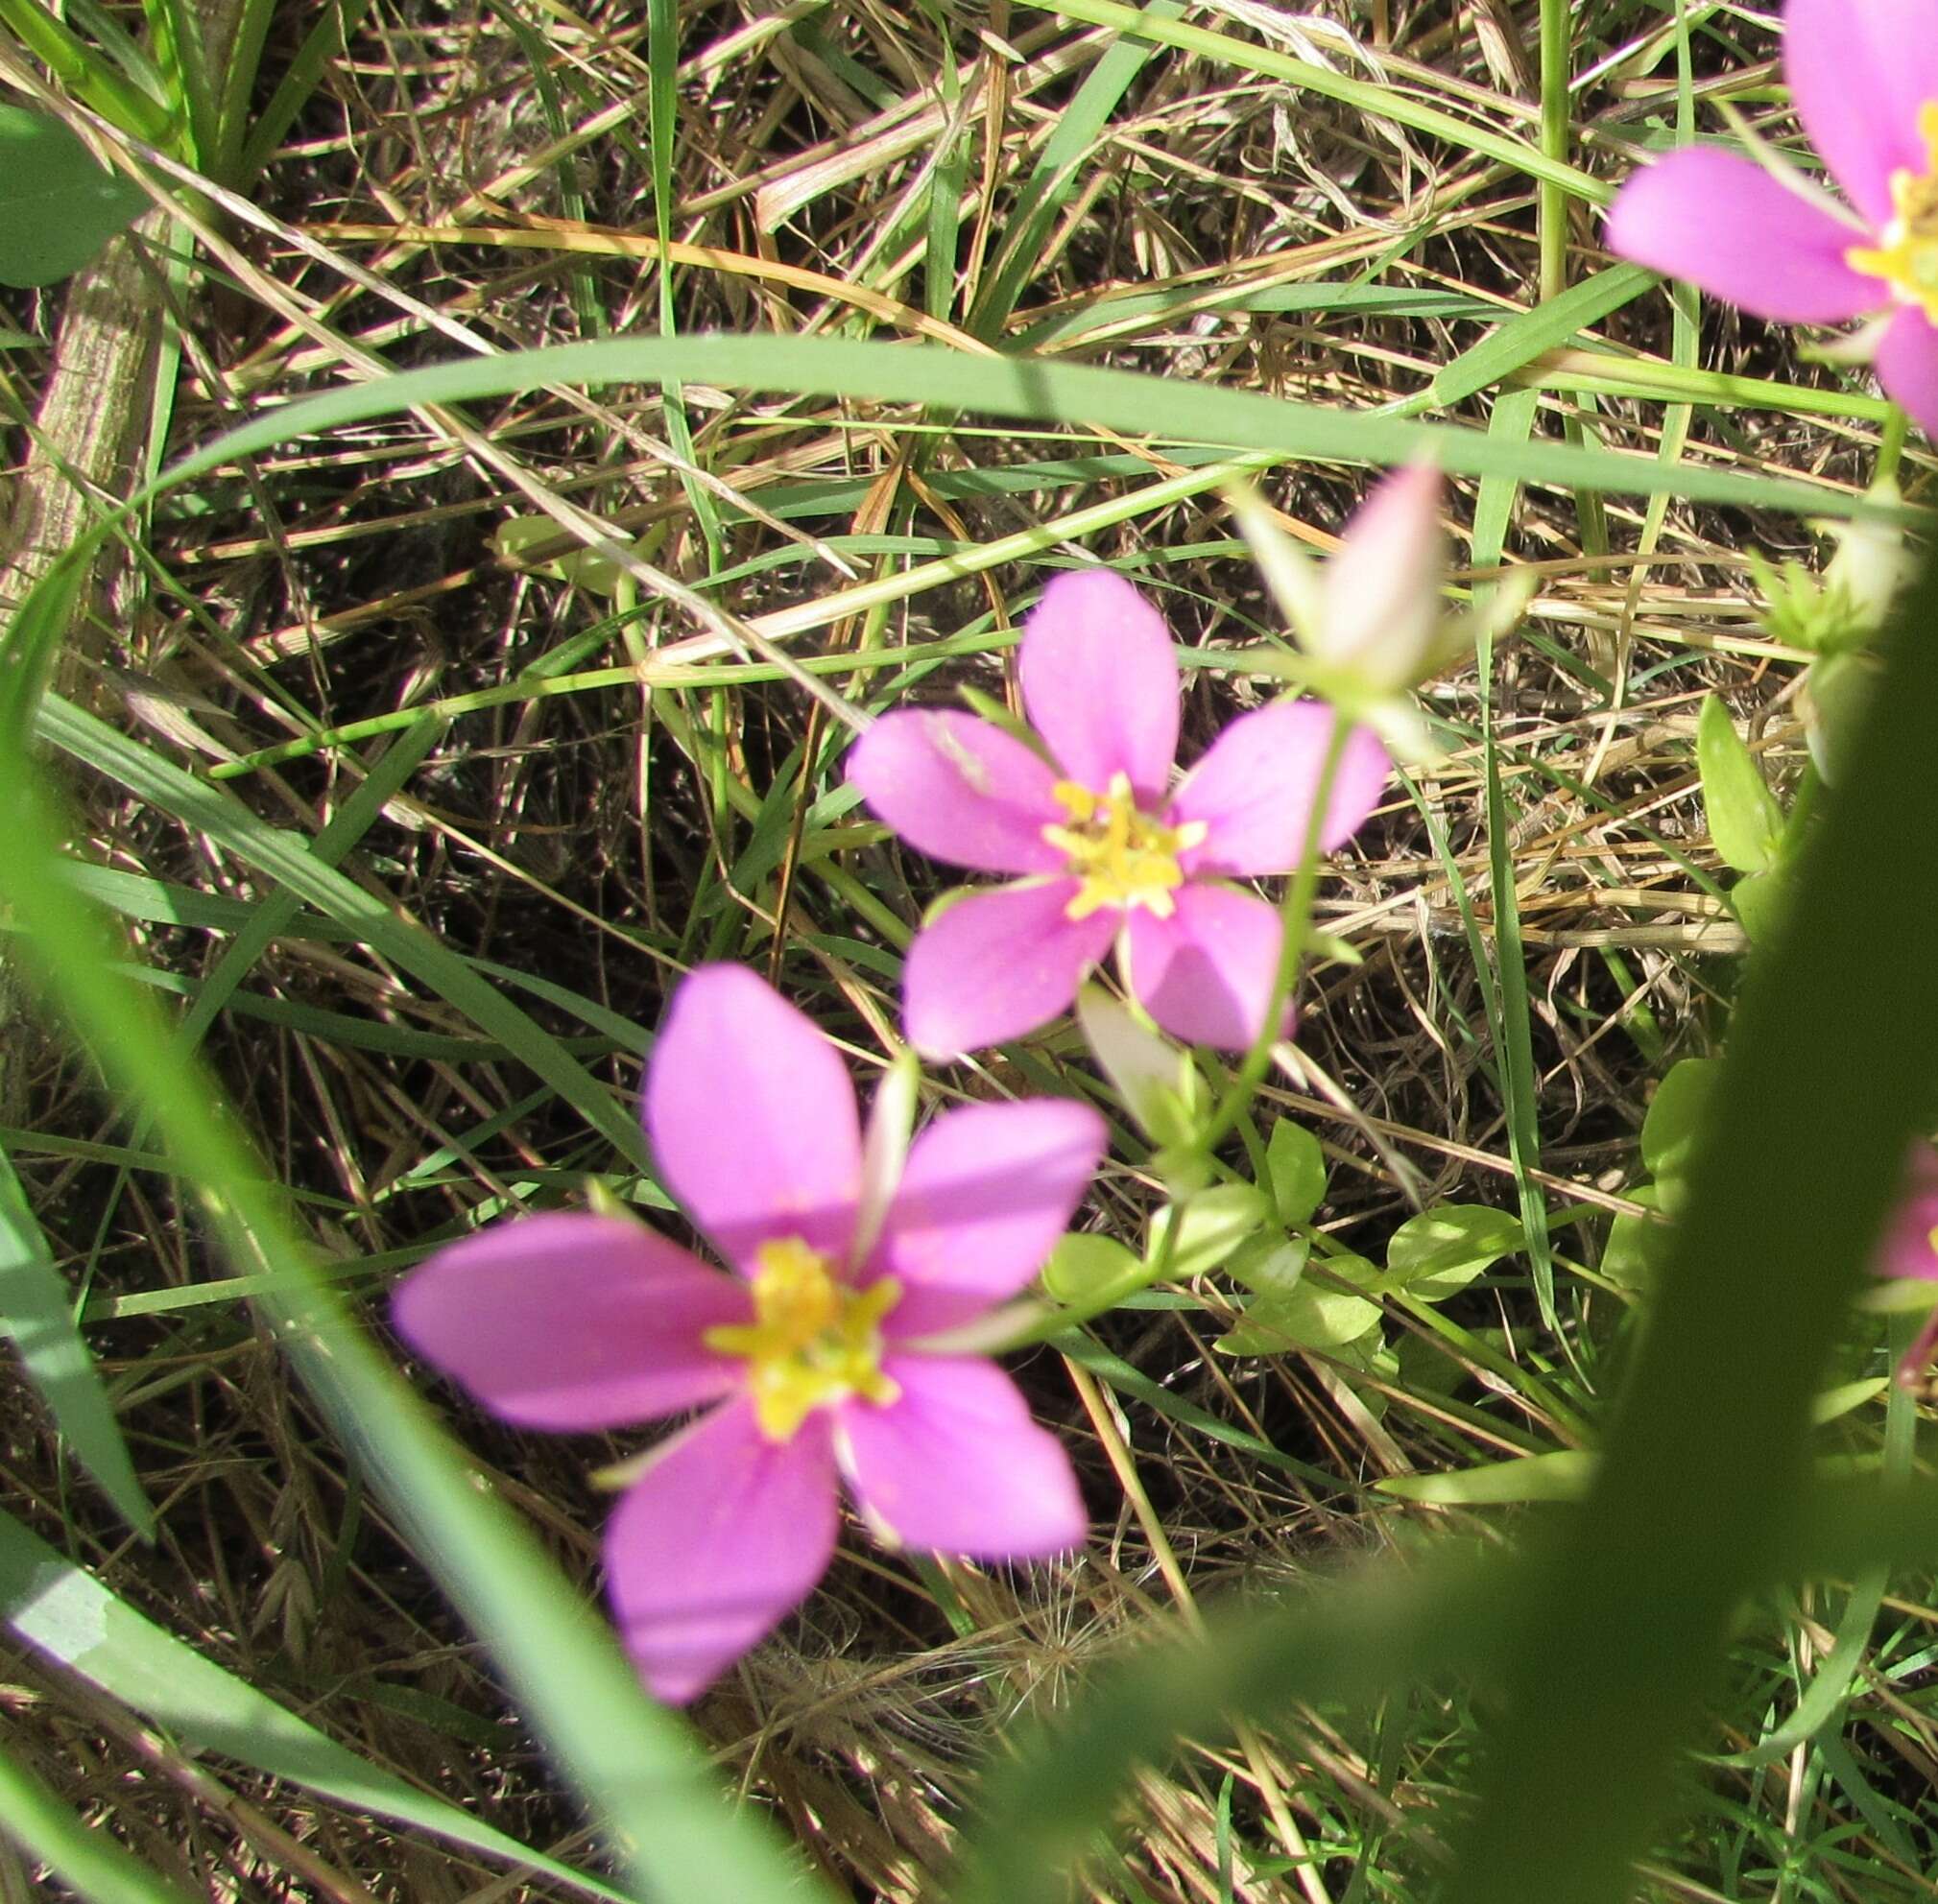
[1227,1232,1310,1295]
[1376,1449,1595,1505]
[0,1505,639,1902]
[1264,1119,1327,1226]
[1380,1203,1525,1299]
[1696,693,1785,874]
[1151,1183,1270,1280]
[0,107,147,288]
[1041,1231,1139,1304]
[1730,868,1787,942]
[0,1140,154,1535]
[1215,1281,1380,1356]
[1639,1056,1723,1199]
[1600,1185,1668,1292]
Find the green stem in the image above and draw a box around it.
[1537,0,1570,303]
[1198,707,1354,1153]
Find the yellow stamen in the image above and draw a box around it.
[1040,772,1208,921]
[1926,1224,1938,1258]
[1847,102,1938,323]
[704,1238,901,1441]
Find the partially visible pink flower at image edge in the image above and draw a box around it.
[1605,0,1938,436]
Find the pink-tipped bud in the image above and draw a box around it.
[1313,464,1448,694]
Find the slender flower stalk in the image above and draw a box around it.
[1604,0,1938,436]
[392,964,1103,1702]
[848,568,1390,1058]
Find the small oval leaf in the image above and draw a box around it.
[1697,693,1785,875]
[1382,1203,1524,1299]
[1265,1119,1327,1226]
[1042,1232,1139,1303]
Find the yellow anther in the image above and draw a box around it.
[1926,1224,1938,1258]
[705,1239,901,1441]
[1040,773,1208,921]
[1846,101,1938,322]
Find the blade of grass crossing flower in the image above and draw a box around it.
[36,695,651,1176]
[0,753,830,1903]
[1439,543,1938,1903]
[0,1140,154,1535]
[1468,389,1559,1341]
[0,1505,646,1904]
[0,1735,202,1904]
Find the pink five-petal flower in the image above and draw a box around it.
[391,963,1103,1703]
[848,570,1389,1058]
[1604,0,1938,437]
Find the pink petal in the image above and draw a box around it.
[1604,148,1879,323]
[1876,305,1938,441]
[873,1100,1109,1337]
[1318,465,1447,686]
[903,882,1116,1059]
[1170,702,1390,876]
[1785,0,1938,228]
[605,1400,839,1703]
[1017,571,1180,803]
[645,964,861,1274]
[1877,1147,1938,1282]
[847,710,1065,875]
[1124,884,1287,1050]
[391,1214,746,1430]
[837,1358,1086,1556]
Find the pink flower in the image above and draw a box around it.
[1878,1144,1938,1383]
[1605,0,1938,437]
[392,964,1102,1702]
[847,570,1390,1057]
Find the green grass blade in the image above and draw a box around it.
[969,0,1184,337]
[36,696,650,1176]
[0,752,830,1902]
[0,1140,154,1535]
[1438,542,1938,1900]
[0,1505,644,1903]
[132,337,1892,525]
[1428,265,1655,409]
[0,1732,201,1904]
[1028,0,1608,203]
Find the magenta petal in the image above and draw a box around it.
[873,1100,1108,1337]
[1125,885,1286,1050]
[645,964,861,1273]
[1875,306,1938,442]
[1170,702,1389,876]
[392,1214,746,1430]
[1877,1147,1938,1282]
[1017,571,1181,802]
[1604,149,1878,323]
[1786,0,1938,228]
[838,1358,1086,1557]
[847,710,1065,875]
[903,882,1116,1059]
[605,1400,839,1703]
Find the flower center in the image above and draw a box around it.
[1847,102,1938,322]
[703,1238,901,1442]
[1041,773,1208,921]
